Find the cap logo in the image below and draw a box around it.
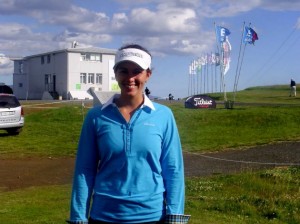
[114,48,151,70]
[118,52,143,59]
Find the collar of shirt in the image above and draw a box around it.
[101,94,156,111]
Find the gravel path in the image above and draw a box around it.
[1,142,300,191]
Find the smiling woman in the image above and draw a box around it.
[113,46,152,120]
[68,44,190,224]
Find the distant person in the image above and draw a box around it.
[290,78,296,97]
[145,86,151,98]
[68,44,190,223]
[168,93,174,101]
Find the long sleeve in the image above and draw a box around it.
[69,110,99,223]
[160,111,185,215]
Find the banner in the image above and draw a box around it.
[243,26,258,44]
[215,53,220,66]
[216,26,231,43]
[222,36,231,75]
[185,95,216,109]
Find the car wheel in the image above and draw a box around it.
[6,128,22,135]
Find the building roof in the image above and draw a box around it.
[12,47,117,60]
[67,47,117,54]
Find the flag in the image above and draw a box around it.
[189,60,199,75]
[243,26,258,44]
[216,26,231,43]
[222,37,231,75]
[196,58,202,73]
[189,64,192,75]
[211,53,216,64]
[214,53,220,66]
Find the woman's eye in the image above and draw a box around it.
[133,69,143,75]
[117,69,144,75]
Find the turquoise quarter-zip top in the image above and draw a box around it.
[70,95,185,223]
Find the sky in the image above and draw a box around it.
[0,0,300,99]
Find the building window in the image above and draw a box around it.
[80,73,87,84]
[18,83,23,88]
[80,53,101,61]
[80,54,86,61]
[89,54,101,61]
[44,74,52,91]
[47,54,51,63]
[41,56,44,64]
[18,61,23,73]
[88,73,94,84]
[96,73,102,84]
[45,74,51,85]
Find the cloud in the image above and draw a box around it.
[0,54,12,67]
[261,0,300,11]
[0,0,299,59]
[194,0,261,17]
[53,30,112,49]
[130,7,198,34]
[0,23,37,40]
[112,8,197,36]
[110,5,202,55]
[0,54,13,77]
[38,5,111,33]
[120,29,215,57]
[0,0,71,16]
[0,23,56,56]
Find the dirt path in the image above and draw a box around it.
[184,142,300,176]
[1,142,300,191]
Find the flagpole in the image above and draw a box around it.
[203,56,206,94]
[188,63,192,97]
[193,61,196,95]
[201,62,203,94]
[221,40,227,102]
[215,57,218,93]
[197,59,200,94]
[233,22,246,102]
[214,22,226,101]
[235,44,247,93]
[211,53,213,93]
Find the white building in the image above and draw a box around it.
[12,46,119,100]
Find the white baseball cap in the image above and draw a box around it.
[113,48,151,70]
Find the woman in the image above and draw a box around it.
[68,44,189,223]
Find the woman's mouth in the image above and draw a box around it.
[124,83,136,89]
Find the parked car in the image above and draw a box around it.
[0,93,24,135]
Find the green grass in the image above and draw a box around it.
[186,167,300,223]
[0,168,299,224]
[0,105,86,158]
[1,86,300,223]
[0,185,70,224]
[2,86,300,157]
[170,103,300,152]
[213,84,300,104]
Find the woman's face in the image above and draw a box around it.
[115,61,151,97]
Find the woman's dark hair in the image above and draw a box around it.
[119,44,152,58]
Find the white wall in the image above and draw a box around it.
[13,48,116,100]
[13,74,27,99]
[67,52,115,93]
[52,52,68,99]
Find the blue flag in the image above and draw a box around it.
[216,26,231,43]
[243,26,258,44]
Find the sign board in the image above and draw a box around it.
[76,84,81,90]
[185,95,216,109]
